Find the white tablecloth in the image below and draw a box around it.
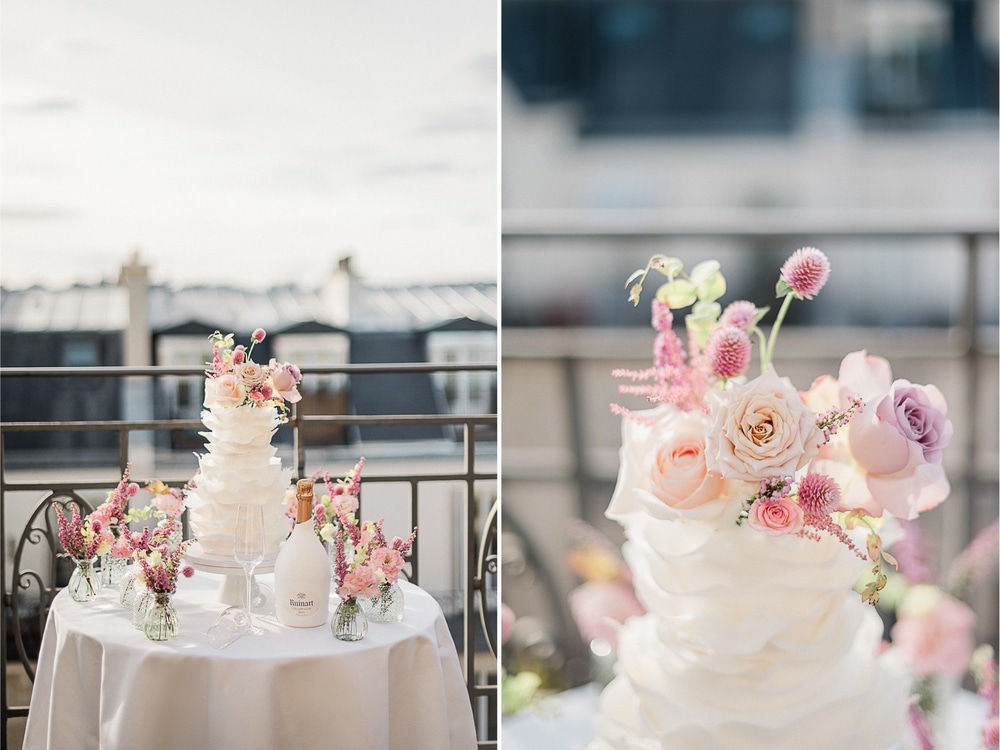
[23,573,477,750]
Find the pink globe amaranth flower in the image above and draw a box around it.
[796,472,841,516]
[780,247,830,300]
[231,345,246,365]
[746,497,804,536]
[719,300,757,331]
[251,328,266,343]
[706,325,751,380]
[891,585,976,678]
[181,565,195,578]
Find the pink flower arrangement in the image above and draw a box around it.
[564,520,645,652]
[205,329,302,414]
[319,460,418,602]
[619,249,953,606]
[90,463,140,531]
[55,505,114,561]
[890,585,976,678]
[133,537,195,595]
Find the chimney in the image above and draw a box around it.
[322,255,354,328]
[118,249,155,468]
[119,248,152,366]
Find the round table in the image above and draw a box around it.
[22,572,478,750]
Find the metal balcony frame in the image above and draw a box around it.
[0,362,498,750]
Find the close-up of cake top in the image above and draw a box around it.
[203,328,303,416]
[613,248,954,605]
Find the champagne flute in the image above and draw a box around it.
[234,503,265,635]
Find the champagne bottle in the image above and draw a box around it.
[274,479,331,627]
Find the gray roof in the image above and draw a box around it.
[1,280,496,334]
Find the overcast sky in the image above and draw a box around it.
[0,0,498,290]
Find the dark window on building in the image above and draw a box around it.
[62,339,100,368]
[503,0,798,134]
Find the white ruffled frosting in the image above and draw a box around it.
[185,381,292,556]
[590,488,912,750]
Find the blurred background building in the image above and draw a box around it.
[499,0,999,703]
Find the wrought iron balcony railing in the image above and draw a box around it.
[0,362,498,750]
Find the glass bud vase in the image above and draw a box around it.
[332,597,368,642]
[118,569,138,609]
[143,593,180,642]
[100,552,127,589]
[362,581,404,623]
[131,588,153,629]
[67,557,102,602]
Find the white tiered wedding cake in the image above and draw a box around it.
[185,329,303,560]
[589,251,953,749]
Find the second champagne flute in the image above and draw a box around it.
[234,503,265,635]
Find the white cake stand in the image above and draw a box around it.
[185,541,278,609]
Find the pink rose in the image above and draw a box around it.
[152,489,185,519]
[746,497,804,536]
[890,585,976,677]
[269,361,302,404]
[207,374,246,408]
[339,563,381,600]
[608,405,728,519]
[807,351,952,520]
[706,367,823,481]
[371,546,405,584]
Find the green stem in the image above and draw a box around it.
[761,294,794,373]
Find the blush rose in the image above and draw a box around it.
[706,367,823,481]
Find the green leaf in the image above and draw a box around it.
[690,261,726,303]
[624,268,647,289]
[651,256,684,281]
[775,279,793,298]
[750,306,770,328]
[656,279,697,309]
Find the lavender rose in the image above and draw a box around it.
[807,351,952,520]
[607,405,727,519]
[705,367,823,481]
[269,361,302,403]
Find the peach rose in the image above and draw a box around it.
[608,405,727,519]
[706,367,823,481]
[746,498,804,536]
[206,374,246,408]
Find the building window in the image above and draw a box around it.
[62,339,99,367]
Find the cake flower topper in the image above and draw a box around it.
[205,328,302,417]
[619,248,953,605]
